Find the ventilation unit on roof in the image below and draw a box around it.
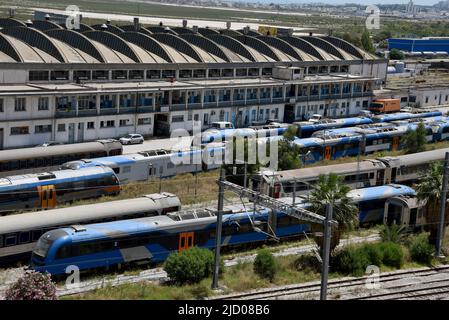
[37,173,56,180]
[70,225,87,232]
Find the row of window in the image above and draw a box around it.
[29,68,272,82]
[10,118,152,135]
[29,65,352,83]
[0,151,108,172]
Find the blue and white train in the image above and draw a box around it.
[0,167,120,213]
[31,184,415,275]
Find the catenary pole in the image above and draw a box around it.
[320,202,333,300]
[212,168,225,289]
[436,152,449,257]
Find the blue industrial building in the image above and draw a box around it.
[388,38,449,54]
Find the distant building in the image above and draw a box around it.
[388,37,449,54]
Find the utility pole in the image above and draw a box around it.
[244,161,248,189]
[357,133,366,186]
[159,171,162,194]
[292,179,296,205]
[212,168,225,289]
[436,152,449,258]
[320,202,333,300]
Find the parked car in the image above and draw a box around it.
[308,114,323,123]
[210,121,234,130]
[119,134,144,145]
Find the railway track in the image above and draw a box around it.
[212,265,449,300]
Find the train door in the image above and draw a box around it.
[38,185,56,209]
[391,137,399,151]
[324,146,332,160]
[391,168,397,183]
[178,232,194,252]
[376,170,384,186]
[0,128,3,150]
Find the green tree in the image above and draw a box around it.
[222,137,260,186]
[164,247,216,284]
[401,122,426,154]
[276,125,302,170]
[361,29,375,53]
[415,163,449,246]
[307,173,359,253]
[253,249,278,282]
[389,48,404,60]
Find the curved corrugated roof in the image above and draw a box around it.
[0,18,381,65]
[31,19,63,32]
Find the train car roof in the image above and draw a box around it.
[0,193,180,234]
[57,205,270,242]
[372,111,442,122]
[0,166,114,189]
[0,140,121,162]
[379,147,449,167]
[295,117,372,131]
[261,159,385,182]
[347,184,416,202]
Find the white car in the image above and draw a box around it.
[119,134,144,145]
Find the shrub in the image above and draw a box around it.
[253,249,277,281]
[164,247,215,284]
[5,270,57,300]
[409,233,434,265]
[380,242,404,268]
[332,246,371,277]
[380,225,408,244]
[190,284,210,300]
[294,254,321,273]
[360,243,383,267]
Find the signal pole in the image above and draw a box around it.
[320,202,333,300]
[212,168,225,289]
[436,152,449,258]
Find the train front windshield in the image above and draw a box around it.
[32,236,53,259]
[32,230,68,260]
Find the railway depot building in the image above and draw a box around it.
[0,17,387,148]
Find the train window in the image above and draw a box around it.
[123,166,131,173]
[32,230,43,241]
[5,234,17,246]
[10,161,19,170]
[19,232,30,244]
[0,235,3,248]
[187,236,193,247]
[167,162,174,169]
[20,160,27,169]
[56,246,71,259]
[369,172,375,179]
[113,167,120,174]
[0,162,10,171]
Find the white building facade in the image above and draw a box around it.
[0,17,387,149]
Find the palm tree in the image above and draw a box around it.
[415,163,448,246]
[307,173,359,253]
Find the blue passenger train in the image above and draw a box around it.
[0,167,120,213]
[31,184,415,275]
